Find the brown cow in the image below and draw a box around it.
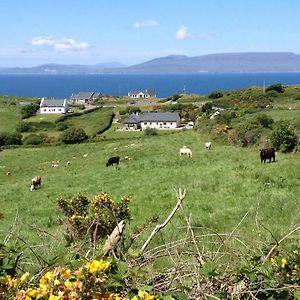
[30,176,42,191]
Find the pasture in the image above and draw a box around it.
[0,130,299,254]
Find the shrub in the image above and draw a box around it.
[201,102,213,113]
[256,114,274,128]
[20,103,40,119]
[56,122,68,131]
[208,90,223,99]
[57,192,130,240]
[271,120,298,152]
[265,83,284,93]
[58,127,88,144]
[23,134,44,145]
[144,127,158,136]
[0,132,23,147]
[234,121,262,147]
[15,121,31,132]
[126,106,141,115]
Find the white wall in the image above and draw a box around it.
[140,120,179,130]
[40,106,68,114]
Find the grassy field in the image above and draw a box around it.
[0,107,21,132]
[0,130,299,254]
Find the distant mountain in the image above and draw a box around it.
[111,52,300,73]
[1,52,300,74]
[0,62,126,74]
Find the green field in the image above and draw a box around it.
[1,131,299,251]
[0,107,21,132]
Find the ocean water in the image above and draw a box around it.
[0,73,300,98]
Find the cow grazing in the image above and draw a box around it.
[179,147,192,158]
[205,142,212,150]
[106,156,120,167]
[30,176,42,191]
[260,148,276,163]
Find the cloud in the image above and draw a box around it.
[175,26,194,40]
[30,37,90,51]
[132,20,158,29]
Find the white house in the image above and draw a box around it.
[40,98,68,114]
[124,112,180,130]
[128,90,156,99]
[70,92,101,104]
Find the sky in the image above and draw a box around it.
[1,0,300,67]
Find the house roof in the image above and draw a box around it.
[124,113,140,124]
[40,99,67,107]
[72,92,94,99]
[139,112,180,122]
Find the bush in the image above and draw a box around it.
[201,102,213,113]
[58,127,88,144]
[20,103,40,119]
[144,127,158,136]
[271,120,298,152]
[256,114,274,128]
[208,90,223,99]
[23,134,44,145]
[57,192,130,239]
[0,132,23,147]
[56,122,68,131]
[265,83,284,93]
[234,122,262,147]
[15,121,31,132]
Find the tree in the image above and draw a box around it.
[59,127,88,144]
[271,121,298,152]
[265,83,284,93]
[20,103,40,119]
[208,90,223,99]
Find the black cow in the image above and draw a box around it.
[260,148,276,163]
[106,156,120,167]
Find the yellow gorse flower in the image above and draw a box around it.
[21,272,30,282]
[281,258,287,268]
[138,290,155,300]
[85,259,110,273]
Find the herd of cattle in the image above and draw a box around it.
[28,143,276,191]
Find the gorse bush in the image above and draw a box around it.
[208,90,223,99]
[22,134,45,145]
[20,103,40,119]
[144,127,158,136]
[57,192,131,240]
[256,114,274,128]
[265,83,284,93]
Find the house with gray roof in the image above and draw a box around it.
[124,112,180,130]
[70,92,101,104]
[128,90,156,99]
[40,98,68,114]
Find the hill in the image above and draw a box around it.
[2,52,300,74]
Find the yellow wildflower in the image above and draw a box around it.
[54,279,60,285]
[61,268,71,279]
[25,297,32,300]
[138,290,155,300]
[49,295,59,300]
[28,289,37,297]
[270,257,275,264]
[281,258,287,268]
[131,297,139,300]
[86,259,110,273]
[21,272,30,282]
[64,280,73,288]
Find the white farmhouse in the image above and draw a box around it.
[124,112,180,130]
[40,98,68,114]
[128,90,156,99]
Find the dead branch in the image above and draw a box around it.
[140,188,186,255]
[103,220,126,255]
[263,225,300,263]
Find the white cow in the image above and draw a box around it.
[179,147,192,158]
[205,142,212,150]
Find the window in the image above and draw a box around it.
[59,109,61,111]
[163,122,166,125]
[144,122,147,125]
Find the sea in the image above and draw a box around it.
[1,73,300,99]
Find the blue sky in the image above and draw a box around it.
[1,0,300,67]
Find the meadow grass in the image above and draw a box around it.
[0,107,21,132]
[0,130,299,253]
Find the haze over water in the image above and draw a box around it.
[1,73,300,98]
